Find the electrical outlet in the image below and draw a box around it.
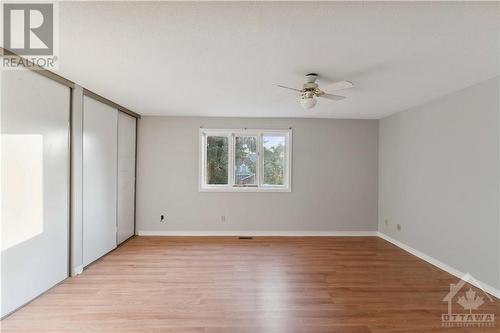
[384,219,389,226]
[160,215,166,223]
[397,224,401,231]
[221,215,226,223]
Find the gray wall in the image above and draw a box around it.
[379,76,500,289]
[136,117,378,233]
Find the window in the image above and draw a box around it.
[200,129,291,192]
[234,136,257,187]
[206,136,228,185]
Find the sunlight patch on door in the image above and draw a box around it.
[1,134,44,251]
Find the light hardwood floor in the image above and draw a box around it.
[1,236,499,332]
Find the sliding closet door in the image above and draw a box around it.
[83,96,118,266]
[117,113,136,244]
[1,70,70,317]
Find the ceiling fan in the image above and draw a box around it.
[277,73,353,109]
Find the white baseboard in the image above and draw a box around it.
[377,232,500,299]
[137,230,378,237]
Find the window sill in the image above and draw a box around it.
[199,186,291,193]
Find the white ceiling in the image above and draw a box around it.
[58,1,499,119]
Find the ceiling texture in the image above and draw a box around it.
[58,1,499,119]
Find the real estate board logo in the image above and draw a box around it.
[2,2,58,69]
[442,273,495,328]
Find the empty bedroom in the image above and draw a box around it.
[1,1,499,332]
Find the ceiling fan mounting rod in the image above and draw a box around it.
[305,73,319,83]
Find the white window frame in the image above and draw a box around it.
[199,128,292,192]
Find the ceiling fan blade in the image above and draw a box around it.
[276,84,303,92]
[319,93,346,101]
[324,80,354,91]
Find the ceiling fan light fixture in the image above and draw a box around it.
[300,96,317,109]
[277,74,353,110]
